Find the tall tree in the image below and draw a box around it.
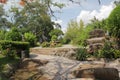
[11,1,55,42]
[107,5,120,38]
[114,0,120,6]
[64,19,92,45]
[0,5,12,30]
[107,5,120,47]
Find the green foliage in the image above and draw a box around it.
[51,35,57,41]
[76,48,87,61]
[114,0,120,6]
[107,5,120,38]
[64,20,93,45]
[65,20,79,43]
[49,28,63,37]
[0,54,19,80]
[56,43,62,47]
[96,41,114,59]
[41,42,50,47]
[24,32,37,47]
[0,40,29,58]
[11,1,54,42]
[114,50,120,59]
[0,5,12,31]
[0,30,5,40]
[5,27,22,41]
[90,17,107,30]
[0,5,4,16]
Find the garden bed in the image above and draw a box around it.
[0,54,20,80]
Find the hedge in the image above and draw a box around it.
[0,40,30,58]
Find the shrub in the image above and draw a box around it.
[41,42,50,47]
[96,41,115,59]
[56,43,62,47]
[5,27,22,41]
[1,49,16,58]
[107,5,120,38]
[114,50,120,59]
[24,32,37,47]
[51,35,57,41]
[0,30,5,40]
[0,40,30,58]
[76,48,87,61]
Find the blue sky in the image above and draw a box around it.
[52,0,115,32]
[1,0,115,32]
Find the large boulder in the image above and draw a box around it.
[73,67,119,80]
[71,78,95,80]
[52,48,78,59]
[89,29,105,38]
[86,37,105,45]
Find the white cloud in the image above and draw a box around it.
[52,19,63,25]
[77,2,115,24]
[52,19,67,32]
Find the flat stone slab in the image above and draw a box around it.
[71,78,95,80]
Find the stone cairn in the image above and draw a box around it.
[86,29,106,54]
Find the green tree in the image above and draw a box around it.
[107,5,120,39]
[0,5,12,30]
[49,28,63,37]
[10,1,55,42]
[114,0,120,6]
[64,20,79,44]
[64,20,93,45]
[90,17,106,30]
[5,27,22,41]
[107,5,120,47]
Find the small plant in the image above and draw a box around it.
[114,50,120,59]
[41,42,50,47]
[76,48,87,61]
[51,35,57,42]
[96,41,115,59]
[24,32,37,47]
[56,43,62,47]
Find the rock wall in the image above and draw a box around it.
[52,48,79,59]
[86,29,106,54]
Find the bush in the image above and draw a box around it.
[1,49,16,58]
[96,41,116,59]
[107,5,120,38]
[5,27,22,41]
[41,42,50,47]
[24,32,37,47]
[76,48,87,61]
[0,40,30,58]
[114,50,120,59]
[0,30,5,40]
[51,35,57,41]
[56,43,62,47]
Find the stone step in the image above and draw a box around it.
[71,78,94,80]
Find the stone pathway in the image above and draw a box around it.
[30,53,120,80]
[30,53,81,79]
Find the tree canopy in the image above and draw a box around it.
[107,5,120,38]
[64,20,93,45]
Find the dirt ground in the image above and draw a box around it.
[10,59,49,80]
[10,45,120,80]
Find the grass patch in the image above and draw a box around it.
[0,54,20,79]
[0,54,19,70]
